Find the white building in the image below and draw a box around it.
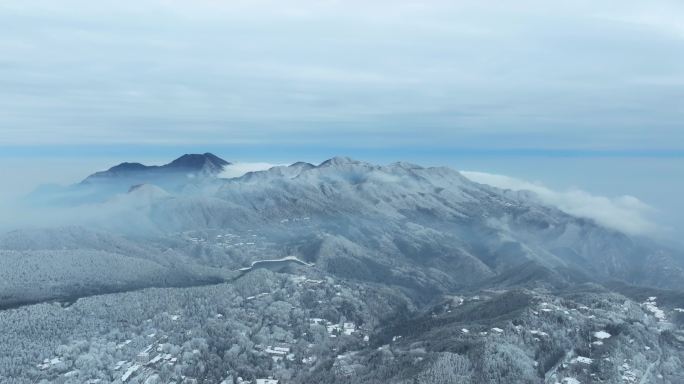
[255,379,279,384]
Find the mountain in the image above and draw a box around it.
[29,155,684,293]
[134,156,683,292]
[83,152,230,183]
[3,155,684,384]
[27,153,231,205]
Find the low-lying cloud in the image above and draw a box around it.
[461,171,658,236]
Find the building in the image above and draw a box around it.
[255,378,279,384]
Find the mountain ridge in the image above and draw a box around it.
[70,154,684,293]
[83,152,230,183]
[5,155,684,384]
[18,155,684,293]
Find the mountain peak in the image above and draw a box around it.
[166,153,230,170]
[107,162,149,173]
[389,161,423,170]
[288,161,316,171]
[82,153,231,186]
[318,156,364,167]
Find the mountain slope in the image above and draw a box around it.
[13,156,684,301]
[27,153,230,206]
[3,155,684,384]
[123,157,684,293]
[83,152,230,183]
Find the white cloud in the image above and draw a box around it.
[461,171,658,236]
[219,162,286,179]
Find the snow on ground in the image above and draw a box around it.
[575,356,593,364]
[643,297,666,321]
[36,357,62,370]
[121,364,140,382]
[116,340,132,349]
[238,256,314,271]
[255,379,279,384]
[594,331,611,339]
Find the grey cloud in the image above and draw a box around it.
[0,0,683,148]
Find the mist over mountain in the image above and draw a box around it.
[2,0,682,381]
[30,154,684,291]
[2,153,683,384]
[21,153,229,208]
[84,153,230,182]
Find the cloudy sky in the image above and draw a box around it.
[0,1,683,239]
[1,0,683,149]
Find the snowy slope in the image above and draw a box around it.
[9,156,684,301]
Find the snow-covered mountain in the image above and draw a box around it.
[27,153,230,206]
[3,155,684,384]
[84,152,230,183]
[17,156,684,295]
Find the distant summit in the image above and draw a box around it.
[105,162,149,175]
[166,153,230,172]
[318,156,362,167]
[84,153,231,183]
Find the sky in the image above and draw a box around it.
[0,1,683,241]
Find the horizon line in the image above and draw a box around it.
[2,145,684,159]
